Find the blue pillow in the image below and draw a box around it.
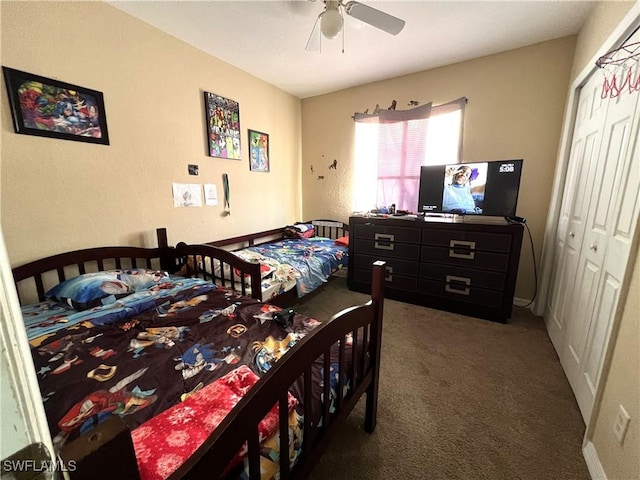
[46,269,169,311]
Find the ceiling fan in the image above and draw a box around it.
[306,0,405,51]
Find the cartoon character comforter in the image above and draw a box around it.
[27,280,352,479]
[240,237,348,297]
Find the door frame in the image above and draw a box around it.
[535,0,640,451]
[0,226,54,460]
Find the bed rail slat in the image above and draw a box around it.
[278,394,290,480]
[351,327,359,390]
[360,326,368,378]
[322,350,331,430]
[247,424,260,480]
[303,367,312,457]
[363,324,370,372]
[337,335,346,409]
[34,275,45,302]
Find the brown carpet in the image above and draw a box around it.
[292,273,590,480]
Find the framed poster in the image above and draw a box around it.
[204,91,241,159]
[248,129,269,172]
[2,66,109,145]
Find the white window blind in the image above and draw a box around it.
[354,98,465,213]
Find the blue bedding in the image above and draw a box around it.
[242,237,348,297]
[22,277,216,342]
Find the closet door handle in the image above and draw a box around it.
[569,232,575,238]
[590,244,598,252]
[445,275,471,295]
[374,233,395,251]
[449,240,475,259]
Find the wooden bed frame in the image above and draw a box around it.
[11,226,385,480]
[202,220,348,250]
[160,220,349,308]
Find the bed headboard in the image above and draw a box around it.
[12,246,165,306]
[308,219,348,239]
[206,219,348,251]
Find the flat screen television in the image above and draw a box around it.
[417,159,523,217]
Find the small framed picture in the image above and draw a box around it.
[248,129,269,172]
[2,66,109,145]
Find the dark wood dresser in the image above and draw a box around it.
[347,215,524,322]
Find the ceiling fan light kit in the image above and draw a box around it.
[320,1,343,39]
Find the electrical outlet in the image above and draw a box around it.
[613,405,631,445]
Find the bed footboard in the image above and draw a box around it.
[167,242,264,300]
[170,261,386,480]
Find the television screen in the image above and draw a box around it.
[417,159,523,217]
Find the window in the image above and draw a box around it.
[353,98,465,213]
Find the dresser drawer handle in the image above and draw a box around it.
[384,265,393,282]
[374,233,395,250]
[445,275,471,295]
[449,240,475,259]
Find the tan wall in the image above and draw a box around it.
[1,1,302,266]
[592,253,640,480]
[570,1,637,80]
[570,3,639,479]
[300,37,578,300]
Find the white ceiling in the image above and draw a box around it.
[108,0,596,99]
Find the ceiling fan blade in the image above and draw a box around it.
[343,1,405,35]
[305,15,322,51]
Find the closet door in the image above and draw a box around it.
[545,55,640,423]
[545,72,607,352]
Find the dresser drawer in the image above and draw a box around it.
[418,278,504,308]
[421,246,510,271]
[422,229,512,253]
[420,262,506,291]
[355,238,420,261]
[354,223,421,244]
[355,254,419,277]
[354,268,417,293]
